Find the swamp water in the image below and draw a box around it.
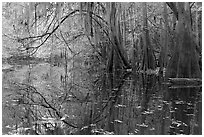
[2,62,202,135]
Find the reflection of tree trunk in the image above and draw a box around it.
[108,100,115,132]
[140,75,155,134]
[107,67,114,132]
[100,70,130,133]
[168,87,201,135]
[140,89,148,134]
[191,88,202,135]
[107,54,124,133]
[196,94,202,135]
[160,85,171,135]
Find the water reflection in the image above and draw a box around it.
[2,62,202,135]
[166,87,202,135]
[91,72,202,135]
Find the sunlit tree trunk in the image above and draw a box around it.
[159,3,169,76]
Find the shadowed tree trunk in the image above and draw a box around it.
[142,2,156,71]
[107,2,131,74]
[167,2,201,78]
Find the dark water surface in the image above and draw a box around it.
[2,62,202,135]
[88,72,202,135]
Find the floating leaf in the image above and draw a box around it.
[114,119,123,123]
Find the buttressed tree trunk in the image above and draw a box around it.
[107,2,131,73]
[167,2,201,78]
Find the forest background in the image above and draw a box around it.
[1,1,202,135]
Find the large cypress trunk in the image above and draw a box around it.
[167,2,201,78]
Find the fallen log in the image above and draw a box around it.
[168,78,202,86]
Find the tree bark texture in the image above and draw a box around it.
[142,3,156,71]
[167,2,201,78]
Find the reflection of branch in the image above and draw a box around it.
[92,71,131,123]
[15,82,78,128]
[3,33,17,41]
[73,82,91,91]
[61,85,75,104]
